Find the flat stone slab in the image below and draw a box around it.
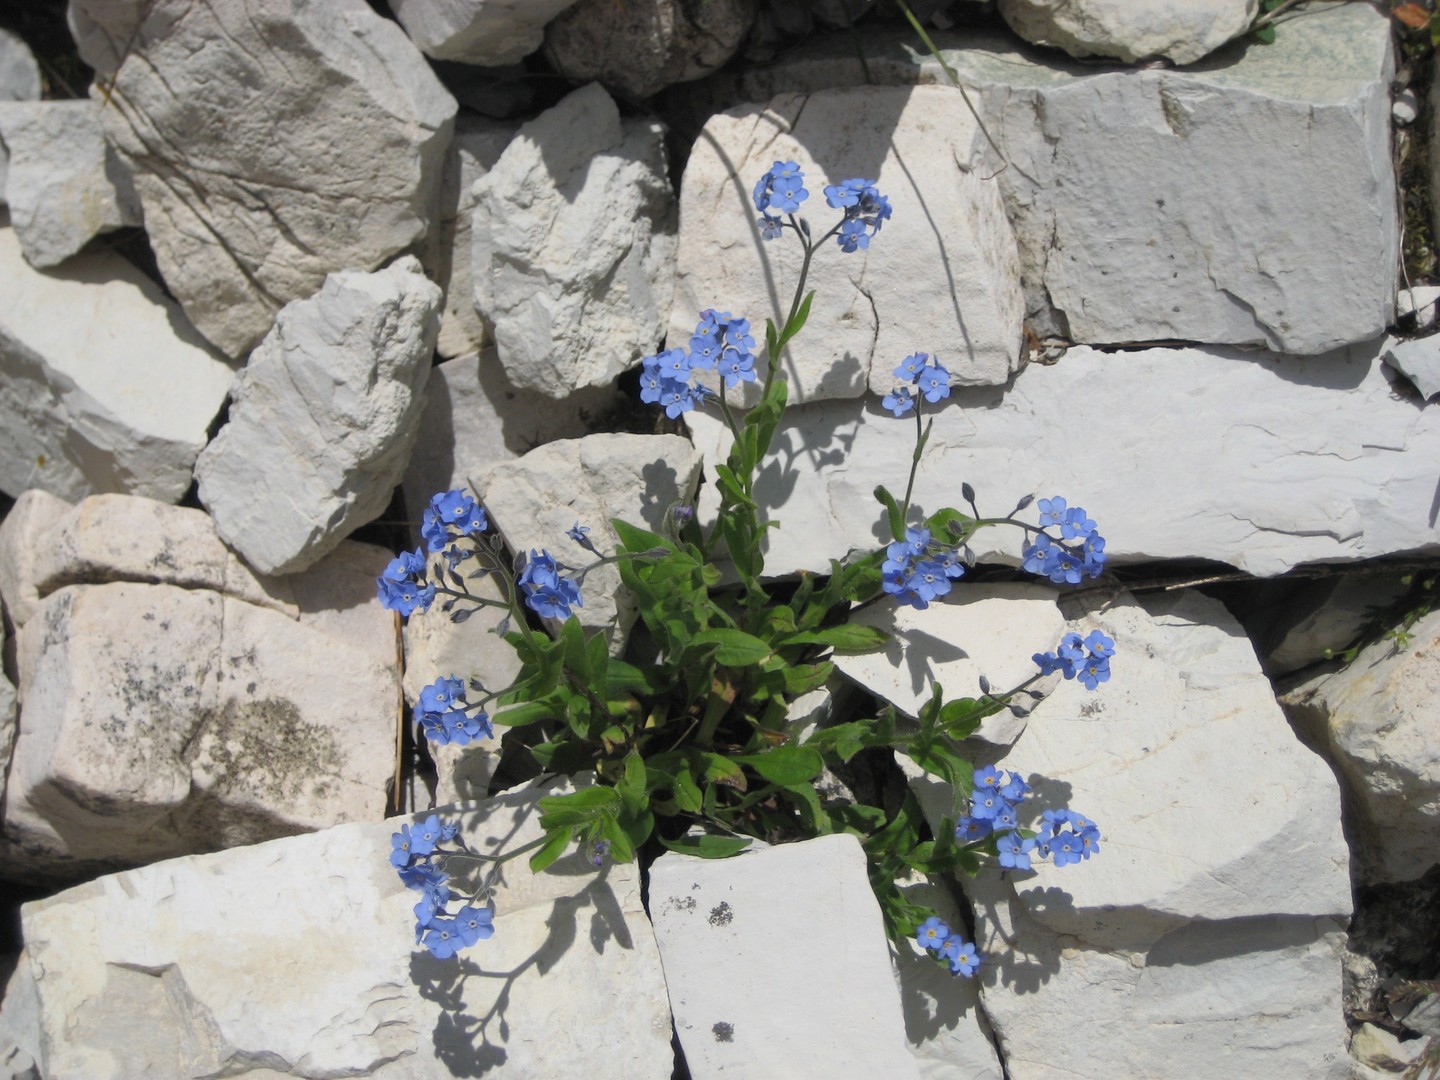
[686,341,1440,579]
[19,788,673,1078]
[997,0,1258,65]
[649,834,920,1080]
[697,3,1395,353]
[0,228,236,504]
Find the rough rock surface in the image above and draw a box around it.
[388,0,583,65]
[1384,335,1440,399]
[401,349,620,519]
[69,0,456,357]
[425,115,514,359]
[904,590,1352,1077]
[7,580,397,880]
[476,433,702,647]
[650,834,920,1079]
[0,489,71,632]
[0,29,40,103]
[196,257,441,576]
[19,787,673,1078]
[1254,571,1411,677]
[835,584,1064,745]
[0,954,40,1080]
[674,85,1023,404]
[472,83,676,398]
[701,4,1395,353]
[1282,608,1440,884]
[0,100,141,267]
[544,0,757,100]
[0,228,236,504]
[997,0,1258,65]
[686,342,1440,579]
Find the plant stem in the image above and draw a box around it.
[899,399,925,528]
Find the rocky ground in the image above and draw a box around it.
[1,1,1439,1077]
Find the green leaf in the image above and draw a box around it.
[491,698,561,727]
[561,617,590,680]
[658,833,753,859]
[538,785,620,829]
[873,484,906,543]
[733,745,824,786]
[672,767,703,812]
[780,624,890,654]
[611,518,669,556]
[781,661,833,696]
[618,750,648,816]
[1252,23,1275,43]
[600,814,636,863]
[529,828,572,873]
[775,289,815,353]
[691,628,772,667]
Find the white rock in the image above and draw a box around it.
[997,0,1258,66]
[70,0,456,357]
[7,581,397,878]
[0,489,70,631]
[1282,607,1440,884]
[387,0,583,65]
[472,83,676,398]
[686,341,1440,580]
[33,493,295,618]
[649,833,920,1079]
[477,433,702,647]
[0,954,41,1080]
[0,228,236,504]
[1385,335,1440,399]
[0,100,141,267]
[1257,571,1410,676]
[19,788,673,1078]
[401,348,621,518]
[709,5,1396,353]
[1395,87,1421,125]
[835,584,1065,744]
[196,257,441,576]
[969,866,1350,1080]
[0,29,40,103]
[284,540,402,672]
[674,85,1023,405]
[425,115,514,359]
[544,0,756,100]
[1398,285,1440,330]
[1350,1022,1430,1080]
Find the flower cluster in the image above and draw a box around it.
[1033,630,1115,690]
[915,915,983,978]
[390,814,494,958]
[954,766,1101,872]
[1020,496,1107,584]
[377,547,433,616]
[639,310,757,418]
[753,159,808,237]
[414,675,493,746]
[519,549,583,620]
[824,178,891,252]
[882,352,951,417]
[420,489,488,556]
[881,526,967,610]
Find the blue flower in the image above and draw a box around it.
[916,364,951,404]
[881,387,914,417]
[1037,496,1068,528]
[519,549,584,619]
[944,939,983,978]
[568,521,601,556]
[753,160,809,215]
[421,918,464,959]
[974,765,1004,789]
[894,353,928,381]
[954,816,993,842]
[1034,631,1115,689]
[916,915,950,951]
[390,824,416,869]
[377,547,435,616]
[410,815,444,858]
[454,905,496,946]
[997,831,1036,871]
[837,218,870,253]
[758,214,784,240]
[825,178,891,251]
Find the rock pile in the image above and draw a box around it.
[0,2,1436,1077]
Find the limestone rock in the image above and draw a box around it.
[195,257,442,577]
[472,83,676,398]
[0,100,141,267]
[997,0,1258,66]
[401,348,621,519]
[0,228,236,504]
[424,115,514,359]
[33,493,294,618]
[19,788,673,1078]
[702,4,1396,353]
[7,581,397,880]
[545,0,757,100]
[1282,607,1440,884]
[1385,335,1440,399]
[674,85,1023,405]
[69,0,456,357]
[1256,572,1410,677]
[0,954,40,1080]
[834,584,1065,745]
[686,341,1440,580]
[0,489,70,632]
[0,29,40,103]
[477,433,701,648]
[1399,285,1440,331]
[387,0,583,65]
[649,834,920,1079]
